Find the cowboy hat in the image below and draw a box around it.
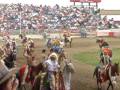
[49,53,58,60]
[0,61,17,85]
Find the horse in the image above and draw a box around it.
[31,54,66,90]
[32,72,51,90]
[32,68,66,90]
[63,59,75,90]
[17,62,45,90]
[58,52,75,90]
[32,69,66,90]
[93,63,119,90]
[64,36,72,48]
[3,52,16,69]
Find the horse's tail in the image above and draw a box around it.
[93,68,96,78]
[93,66,99,78]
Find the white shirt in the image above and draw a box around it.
[45,59,59,72]
[60,41,65,48]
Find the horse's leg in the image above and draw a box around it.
[107,81,111,90]
[100,83,102,90]
[97,81,102,90]
[107,80,114,90]
[64,41,67,47]
[97,71,102,90]
[110,81,114,90]
[19,85,26,90]
[97,79,100,90]
[70,41,71,48]
[66,42,68,47]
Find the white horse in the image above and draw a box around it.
[63,59,75,90]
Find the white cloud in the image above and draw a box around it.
[99,0,120,10]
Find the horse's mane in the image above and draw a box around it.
[64,59,75,73]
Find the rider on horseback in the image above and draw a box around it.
[41,49,47,63]
[2,42,15,69]
[22,43,36,85]
[11,38,17,65]
[24,42,35,67]
[52,37,60,46]
[96,38,110,64]
[63,31,72,48]
[95,38,114,85]
[102,46,112,65]
[27,38,34,48]
[44,53,60,90]
[63,30,70,37]
[48,48,58,61]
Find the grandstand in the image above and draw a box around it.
[0,2,119,37]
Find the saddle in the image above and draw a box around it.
[99,64,111,82]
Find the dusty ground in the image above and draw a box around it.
[68,37,120,90]
[15,37,120,90]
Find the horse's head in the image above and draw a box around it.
[64,59,75,73]
[113,63,119,76]
[59,50,66,58]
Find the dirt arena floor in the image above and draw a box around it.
[13,37,120,90]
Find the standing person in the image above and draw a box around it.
[0,61,19,90]
[27,38,34,49]
[59,40,65,49]
[22,45,36,86]
[21,36,27,46]
[44,53,60,90]
[23,43,35,67]
[0,45,4,59]
[78,20,87,38]
[11,38,17,66]
[3,43,15,69]
[41,49,47,63]
[102,46,112,65]
[96,38,109,49]
[96,38,109,63]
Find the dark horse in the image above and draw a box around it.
[4,52,16,69]
[64,36,72,48]
[93,63,119,90]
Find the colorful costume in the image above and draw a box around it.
[102,47,112,64]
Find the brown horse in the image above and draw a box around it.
[17,62,45,90]
[33,52,66,90]
[93,63,119,90]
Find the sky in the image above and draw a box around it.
[0,0,120,10]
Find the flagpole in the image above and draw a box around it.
[20,11,22,34]
[19,4,22,34]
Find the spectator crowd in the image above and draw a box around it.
[0,4,119,35]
